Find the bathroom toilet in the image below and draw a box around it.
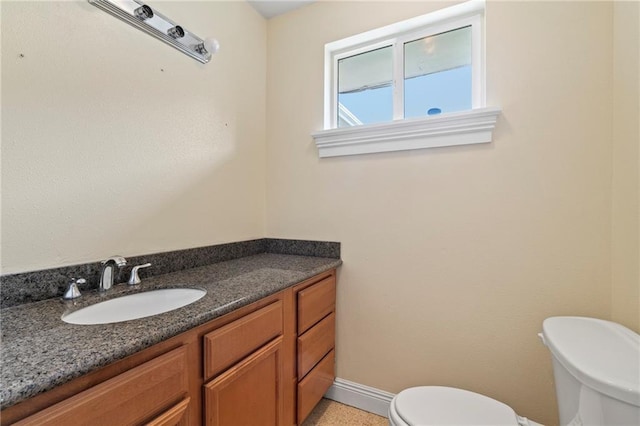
[389,316,640,426]
[541,316,639,425]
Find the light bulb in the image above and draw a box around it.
[204,38,220,55]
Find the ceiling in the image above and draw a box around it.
[247,0,316,19]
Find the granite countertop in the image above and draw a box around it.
[0,253,342,410]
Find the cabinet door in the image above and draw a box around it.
[204,337,284,426]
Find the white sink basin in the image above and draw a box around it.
[62,288,206,325]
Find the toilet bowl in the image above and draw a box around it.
[389,317,639,426]
[388,386,538,426]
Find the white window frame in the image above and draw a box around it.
[313,0,501,158]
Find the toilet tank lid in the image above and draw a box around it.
[542,316,640,407]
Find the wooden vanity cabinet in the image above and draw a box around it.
[1,269,337,426]
[200,269,338,426]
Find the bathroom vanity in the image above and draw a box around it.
[0,252,339,426]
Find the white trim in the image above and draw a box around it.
[324,42,334,129]
[313,107,501,158]
[470,13,485,107]
[324,377,395,418]
[392,38,404,121]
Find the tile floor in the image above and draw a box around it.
[302,398,389,426]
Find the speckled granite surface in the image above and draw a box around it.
[0,253,341,410]
[0,238,340,308]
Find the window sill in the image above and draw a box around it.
[312,107,501,158]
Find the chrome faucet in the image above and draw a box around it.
[99,256,127,291]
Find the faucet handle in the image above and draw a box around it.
[63,278,85,300]
[128,263,152,285]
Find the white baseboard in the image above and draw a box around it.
[324,377,395,418]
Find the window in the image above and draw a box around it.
[403,26,472,119]
[313,0,500,157]
[337,45,394,127]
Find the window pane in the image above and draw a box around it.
[404,26,472,118]
[338,45,393,127]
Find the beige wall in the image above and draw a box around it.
[1,1,267,273]
[612,0,640,333]
[265,2,614,424]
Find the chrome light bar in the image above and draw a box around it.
[88,0,218,64]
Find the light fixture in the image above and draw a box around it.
[88,0,219,64]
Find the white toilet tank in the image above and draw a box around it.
[541,317,639,426]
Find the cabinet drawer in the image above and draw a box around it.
[297,275,336,335]
[297,312,335,379]
[297,350,335,424]
[204,300,283,380]
[15,346,189,426]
